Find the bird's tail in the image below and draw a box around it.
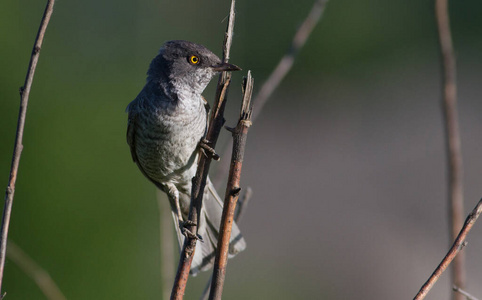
[171,178,246,276]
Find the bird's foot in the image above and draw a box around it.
[199,138,220,161]
[179,220,203,242]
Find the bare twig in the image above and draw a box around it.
[208,72,254,300]
[453,286,480,300]
[157,191,175,300]
[413,199,482,300]
[435,0,465,298]
[170,1,237,299]
[252,0,328,121]
[6,241,66,300]
[0,0,56,293]
[214,0,329,187]
[199,187,252,300]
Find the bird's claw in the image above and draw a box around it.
[179,220,204,242]
[182,219,196,226]
[199,138,220,161]
[182,228,203,242]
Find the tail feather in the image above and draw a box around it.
[171,178,246,276]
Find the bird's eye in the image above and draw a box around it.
[189,55,200,65]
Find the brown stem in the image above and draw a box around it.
[0,0,56,293]
[199,186,252,300]
[170,1,237,299]
[435,0,465,298]
[413,199,482,300]
[234,186,252,224]
[208,72,254,300]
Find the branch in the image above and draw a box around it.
[214,0,329,187]
[170,1,237,299]
[6,241,66,300]
[0,0,56,293]
[208,72,254,300]
[413,199,482,300]
[251,0,328,121]
[435,0,465,298]
[199,186,252,300]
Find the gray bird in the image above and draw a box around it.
[126,40,246,275]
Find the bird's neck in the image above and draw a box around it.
[144,77,205,114]
[170,76,205,102]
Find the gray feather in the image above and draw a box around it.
[126,40,246,276]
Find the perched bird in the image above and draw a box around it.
[126,40,246,275]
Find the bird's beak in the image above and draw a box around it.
[212,62,242,72]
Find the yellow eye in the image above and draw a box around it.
[189,55,200,64]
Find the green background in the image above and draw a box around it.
[1,0,482,299]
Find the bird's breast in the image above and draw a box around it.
[135,96,207,184]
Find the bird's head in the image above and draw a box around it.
[148,40,241,96]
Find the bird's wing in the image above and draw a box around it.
[126,98,165,190]
[126,102,139,163]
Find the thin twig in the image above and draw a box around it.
[214,0,329,187]
[208,72,254,300]
[158,191,175,300]
[199,186,252,300]
[170,1,237,299]
[413,199,482,300]
[0,0,56,293]
[6,241,66,300]
[252,0,328,121]
[453,286,480,300]
[435,0,465,299]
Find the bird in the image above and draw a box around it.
[126,40,246,275]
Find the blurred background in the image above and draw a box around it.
[1,0,482,299]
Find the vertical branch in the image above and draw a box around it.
[0,0,56,293]
[208,71,254,300]
[170,1,237,299]
[435,0,465,298]
[413,199,482,300]
[199,187,252,300]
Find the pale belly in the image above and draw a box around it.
[135,106,206,186]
